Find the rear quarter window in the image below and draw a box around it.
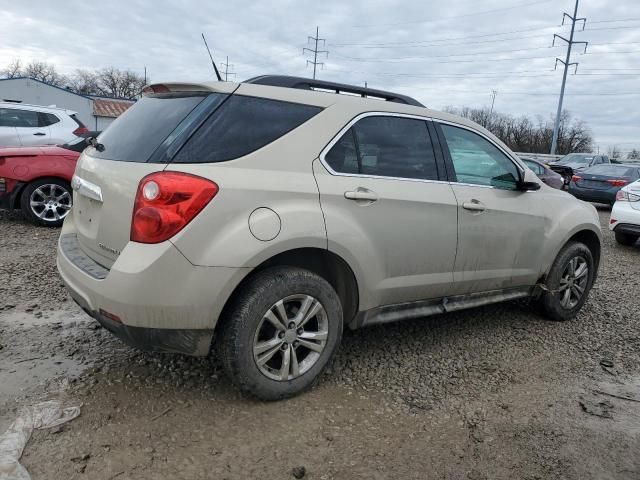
[171,96,321,163]
[91,93,210,162]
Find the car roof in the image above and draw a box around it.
[0,102,77,116]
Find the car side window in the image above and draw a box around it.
[325,116,439,181]
[524,160,543,175]
[0,108,38,128]
[38,112,60,127]
[440,124,519,190]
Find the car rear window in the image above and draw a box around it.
[586,165,635,176]
[171,95,322,163]
[90,93,211,162]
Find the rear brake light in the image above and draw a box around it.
[142,84,171,95]
[617,190,640,202]
[131,172,218,243]
[72,126,89,136]
[571,175,582,183]
[607,179,628,187]
[610,218,617,224]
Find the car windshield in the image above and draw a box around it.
[556,153,594,166]
[585,165,635,177]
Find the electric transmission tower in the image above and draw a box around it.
[550,0,588,155]
[490,90,498,114]
[221,56,235,82]
[303,26,328,79]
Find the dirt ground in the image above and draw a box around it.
[1,206,640,480]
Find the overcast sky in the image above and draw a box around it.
[1,0,638,153]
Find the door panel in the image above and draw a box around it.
[314,114,457,310]
[449,184,545,293]
[0,126,20,146]
[314,160,458,308]
[17,125,51,146]
[436,122,546,294]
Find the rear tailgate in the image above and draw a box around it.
[70,82,237,268]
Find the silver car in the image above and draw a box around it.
[57,76,602,399]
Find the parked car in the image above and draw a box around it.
[0,102,89,147]
[610,179,640,246]
[0,136,93,226]
[57,76,602,400]
[521,157,564,189]
[549,153,610,186]
[568,164,640,206]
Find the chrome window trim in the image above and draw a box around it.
[317,111,449,185]
[434,118,534,192]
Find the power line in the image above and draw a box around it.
[350,0,556,28]
[551,0,587,155]
[303,26,328,79]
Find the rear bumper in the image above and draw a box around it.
[568,185,618,204]
[610,201,640,232]
[57,219,250,356]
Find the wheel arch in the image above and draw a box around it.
[216,247,360,338]
[541,226,602,284]
[15,175,72,205]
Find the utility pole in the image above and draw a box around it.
[303,26,328,79]
[221,56,235,82]
[144,66,147,84]
[490,90,498,114]
[550,0,588,155]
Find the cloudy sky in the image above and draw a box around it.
[1,0,638,153]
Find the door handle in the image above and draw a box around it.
[33,132,46,136]
[462,200,486,212]
[344,188,378,202]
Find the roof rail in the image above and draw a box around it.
[244,75,424,107]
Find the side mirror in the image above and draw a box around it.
[517,180,541,191]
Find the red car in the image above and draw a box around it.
[0,137,87,226]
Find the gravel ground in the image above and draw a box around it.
[1,206,640,479]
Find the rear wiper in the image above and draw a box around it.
[86,136,105,152]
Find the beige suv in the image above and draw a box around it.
[57,76,602,399]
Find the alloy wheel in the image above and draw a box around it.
[558,256,589,309]
[29,184,72,223]
[253,294,329,381]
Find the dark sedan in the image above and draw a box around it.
[521,158,564,189]
[568,164,640,205]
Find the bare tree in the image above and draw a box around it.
[627,149,639,160]
[22,61,67,87]
[95,67,146,98]
[67,69,101,95]
[444,107,593,155]
[2,59,22,78]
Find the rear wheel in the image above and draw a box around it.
[537,241,595,321]
[20,178,72,227]
[615,231,638,246]
[218,266,343,400]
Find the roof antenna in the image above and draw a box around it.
[201,33,223,81]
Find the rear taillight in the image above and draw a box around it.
[571,175,582,183]
[72,126,89,136]
[607,179,628,187]
[616,190,640,202]
[131,172,218,244]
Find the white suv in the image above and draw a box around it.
[0,102,88,147]
[57,76,602,399]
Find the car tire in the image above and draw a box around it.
[537,241,595,321]
[615,231,638,246]
[217,266,343,400]
[20,177,72,227]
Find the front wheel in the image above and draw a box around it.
[20,177,72,227]
[218,267,343,400]
[615,231,638,246]
[537,241,595,321]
